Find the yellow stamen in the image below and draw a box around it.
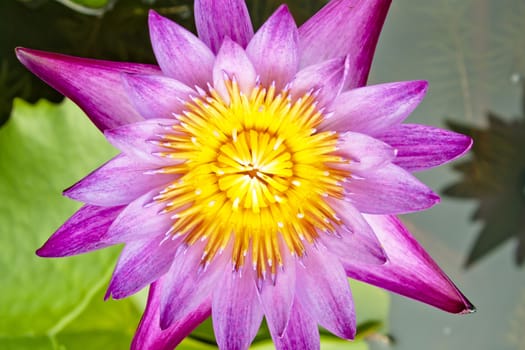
[154,79,348,277]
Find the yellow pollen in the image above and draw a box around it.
[154,79,349,277]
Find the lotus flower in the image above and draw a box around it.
[16,0,475,349]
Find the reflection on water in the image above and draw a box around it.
[445,79,525,267]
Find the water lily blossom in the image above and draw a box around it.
[17,0,475,349]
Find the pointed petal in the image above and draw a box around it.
[296,246,356,340]
[378,124,473,172]
[106,237,179,300]
[344,163,440,215]
[148,11,214,87]
[106,189,173,244]
[323,199,387,265]
[298,0,391,88]
[160,243,226,329]
[194,0,254,53]
[36,205,123,257]
[104,119,180,165]
[15,47,160,130]
[131,280,211,350]
[336,131,396,174]
[290,56,348,108]
[273,299,320,350]
[246,5,299,90]
[213,38,257,102]
[258,253,296,336]
[213,268,264,350]
[344,215,475,314]
[322,81,428,136]
[64,154,173,206]
[123,74,195,120]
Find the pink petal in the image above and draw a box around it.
[122,74,195,120]
[246,5,299,90]
[105,236,179,300]
[148,10,214,87]
[104,119,180,165]
[296,245,356,340]
[160,243,227,329]
[194,0,254,53]
[213,38,257,102]
[213,268,264,350]
[36,205,123,257]
[131,279,211,350]
[344,163,440,215]
[322,81,428,136]
[105,189,173,244]
[378,124,473,172]
[15,47,160,131]
[298,0,391,89]
[257,252,296,336]
[289,56,348,108]
[336,131,396,174]
[323,199,387,265]
[344,215,475,314]
[64,153,173,206]
[273,299,320,350]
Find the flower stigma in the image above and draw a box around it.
[152,78,349,279]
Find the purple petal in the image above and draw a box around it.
[15,47,160,131]
[344,163,440,214]
[273,299,320,350]
[160,243,227,329]
[36,205,123,257]
[344,215,476,314]
[322,81,428,136]
[122,74,195,120]
[64,153,173,206]
[105,236,179,300]
[296,245,356,340]
[213,268,264,350]
[148,11,214,87]
[104,119,180,165]
[336,131,396,174]
[298,0,391,88]
[290,56,348,108]
[323,199,387,265]
[194,0,254,53]
[246,5,299,90]
[213,38,257,102]
[131,279,211,350]
[378,124,473,172]
[257,253,296,336]
[106,189,173,244]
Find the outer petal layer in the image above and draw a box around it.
[344,163,440,214]
[298,0,391,88]
[273,299,320,350]
[213,268,264,350]
[344,215,475,314]
[105,236,179,300]
[322,81,428,136]
[131,279,211,350]
[64,154,173,206]
[378,124,473,172]
[122,74,195,120]
[15,48,160,131]
[296,246,356,340]
[246,5,299,90]
[194,0,254,53]
[36,205,123,257]
[148,10,214,87]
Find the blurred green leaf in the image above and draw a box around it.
[0,99,144,348]
[250,338,369,350]
[351,280,390,337]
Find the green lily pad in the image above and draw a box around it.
[0,99,144,348]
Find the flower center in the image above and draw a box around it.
[153,79,348,278]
